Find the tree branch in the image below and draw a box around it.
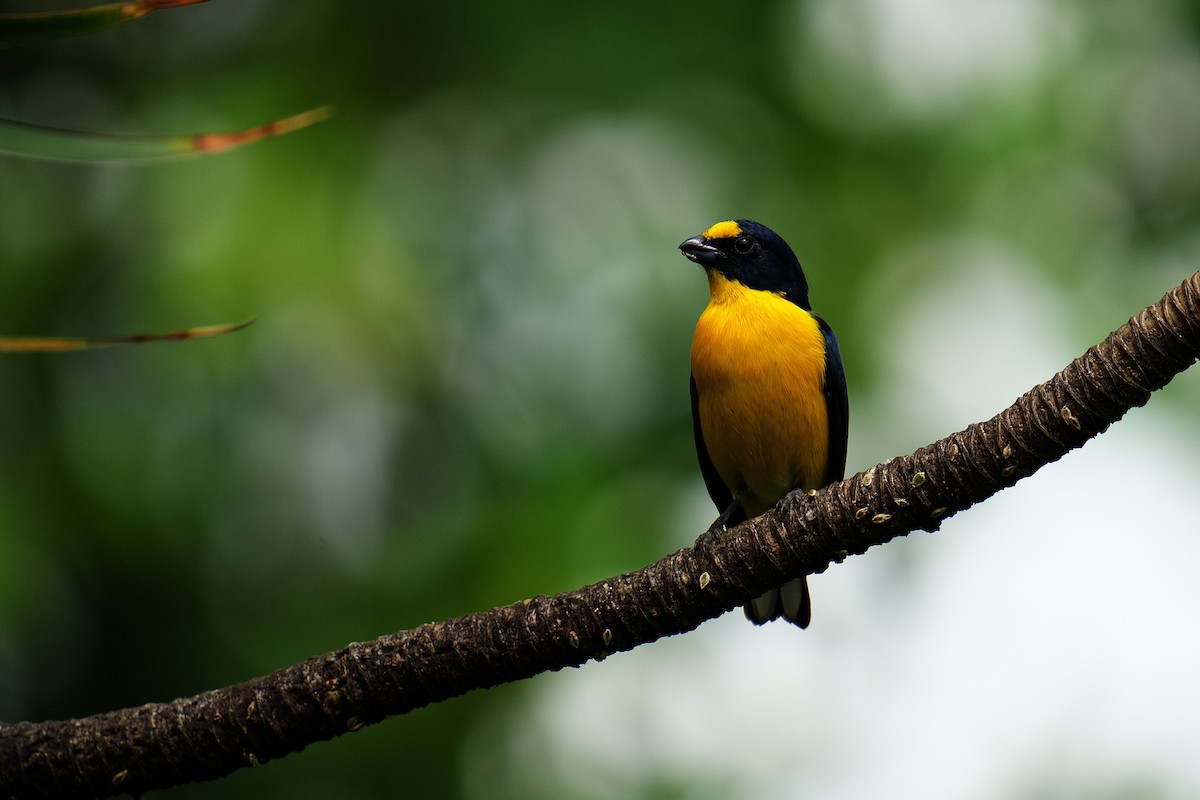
[4,270,1200,799]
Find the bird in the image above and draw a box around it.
[680,219,848,627]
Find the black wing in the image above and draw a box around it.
[816,314,849,486]
[690,373,745,525]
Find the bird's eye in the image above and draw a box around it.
[733,235,755,255]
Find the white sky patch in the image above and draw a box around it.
[797,0,1074,119]
[855,232,1079,455]
[870,0,1054,106]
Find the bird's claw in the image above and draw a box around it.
[694,518,726,550]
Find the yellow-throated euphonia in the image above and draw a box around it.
[681,219,849,627]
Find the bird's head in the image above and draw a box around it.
[679,219,810,309]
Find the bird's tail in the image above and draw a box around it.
[744,576,811,628]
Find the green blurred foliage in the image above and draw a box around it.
[2,0,1200,798]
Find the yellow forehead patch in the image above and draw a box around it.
[701,220,741,240]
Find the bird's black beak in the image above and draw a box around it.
[679,235,722,266]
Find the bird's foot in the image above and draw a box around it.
[694,517,726,550]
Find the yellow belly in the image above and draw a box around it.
[691,273,830,517]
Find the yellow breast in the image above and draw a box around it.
[691,272,830,517]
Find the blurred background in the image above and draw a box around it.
[3,0,1200,797]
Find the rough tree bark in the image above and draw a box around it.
[3,270,1200,799]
